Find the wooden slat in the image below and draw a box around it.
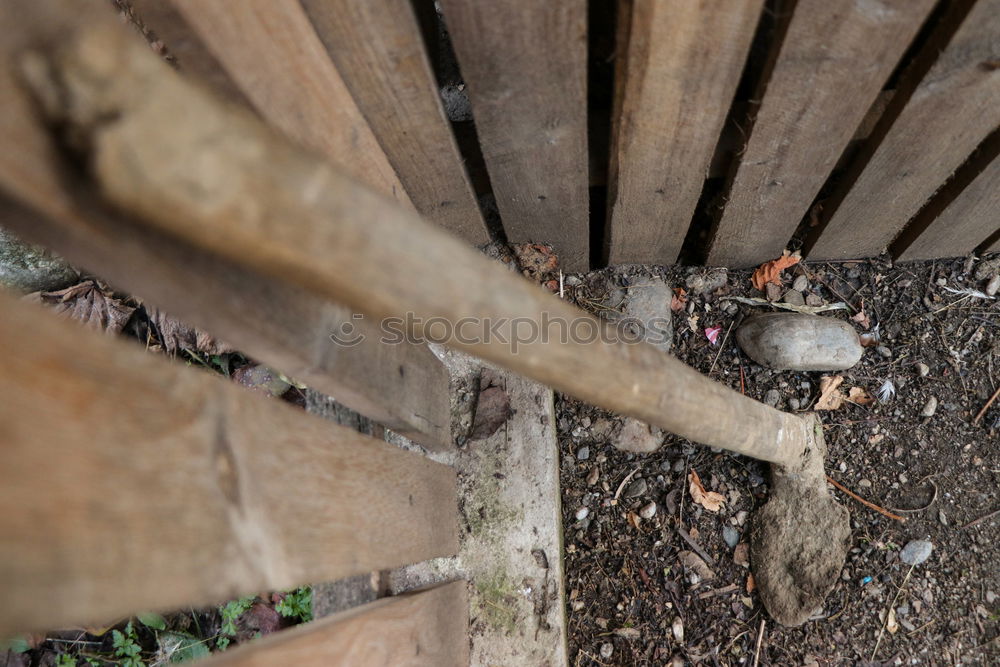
[437,0,590,271]
[170,0,410,206]
[706,0,935,268]
[300,0,489,245]
[0,3,452,449]
[895,145,1000,262]
[28,11,817,469]
[0,292,459,635]
[606,0,764,266]
[808,0,1000,260]
[202,582,469,666]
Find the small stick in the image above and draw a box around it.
[709,320,735,374]
[752,618,765,667]
[676,525,716,565]
[613,466,641,503]
[827,475,906,522]
[739,365,746,394]
[973,383,1000,424]
[962,507,1000,529]
[871,563,916,661]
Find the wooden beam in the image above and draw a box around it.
[170,0,410,206]
[300,0,489,245]
[807,0,1000,260]
[24,8,817,469]
[0,3,451,449]
[894,136,1000,262]
[706,0,935,268]
[437,0,590,270]
[202,583,469,666]
[0,292,459,635]
[606,0,763,266]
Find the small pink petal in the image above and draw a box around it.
[705,326,722,345]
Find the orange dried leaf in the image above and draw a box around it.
[688,469,725,512]
[671,287,688,313]
[850,309,871,330]
[814,375,846,411]
[627,511,642,530]
[847,386,875,406]
[751,251,801,291]
[746,573,756,593]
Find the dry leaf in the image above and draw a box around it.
[148,307,233,356]
[29,280,135,334]
[671,287,688,313]
[627,510,642,531]
[678,550,715,580]
[815,375,846,411]
[847,386,875,406]
[733,542,750,568]
[746,573,756,593]
[751,250,801,291]
[851,309,871,329]
[688,469,725,512]
[886,607,899,635]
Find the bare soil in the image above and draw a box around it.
[559,255,1000,666]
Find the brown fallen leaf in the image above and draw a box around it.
[751,250,801,291]
[28,280,135,334]
[847,386,875,406]
[746,573,756,594]
[733,542,750,568]
[148,307,233,356]
[688,469,725,512]
[678,550,715,581]
[815,375,846,411]
[670,287,688,313]
[851,308,871,330]
[627,510,642,531]
[512,243,559,282]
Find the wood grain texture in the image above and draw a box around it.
[0,2,451,449]
[706,0,935,268]
[437,0,590,270]
[171,0,410,206]
[808,0,1000,260]
[31,13,820,471]
[606,0,764,266]
[203,583,468,666]
[0,292,459,635]
[895,152,1000,261]
[301,0,488,245]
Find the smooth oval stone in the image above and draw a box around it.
[736,313,862,371]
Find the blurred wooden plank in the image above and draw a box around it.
[301,0,489,245]
[203,582,468,666]
[895,140,1000,261]
[808,0,1000,260]
[0,2,451,449]
[706,0,934,268]
[437,0,590,270]
[170,0,410,206]
[606,0,763,266]
[0,292,459,635]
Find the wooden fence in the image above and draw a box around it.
[0,0,998,664]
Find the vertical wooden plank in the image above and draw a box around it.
[300,0,489,245]
[202,582,469,667]
[895,153,1000,262]
[170,0,410,206]
[0,292,459,635]
[437,0,590,271]
[0,2,451,449]
[706,0,935,268]
[606,0,764,266]
[807,0,1000,260]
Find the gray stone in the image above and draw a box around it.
[763,389,781,407]
[782,289,805,307]
[899,540,933,566]
[639,501,657,519]
[614,417,663,452]
[788,397,801,410]
[622,273,673,354]
[685,269,728,295]
[876,345,892,359]
[792,275,809,292]
[575,507,590,521]
[600,643,614,659]
[736,313,863,371]
[576,446,590,461]
[987,274,1000,297]
[625,477,648,499]
[920,396,938,418]
[722,525,740,548]
[0,227,77,294]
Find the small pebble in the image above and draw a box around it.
[920,396,938,418]
[938,509,948,526]
[575,507,590,521]
[792,275,809,292]
[899,539,933,566]
[672,617,684,642]
[858,478,872,488]
[625,477,648,498]
[838,461,847,473]
[586,467,600,486]
[898,473,908,484]
[875,345,892,359]
[987,591,997,604]
[764,389,781,407]
[916,362,930,377]
[722,526,740,548]
[788,397,801,410]
[576,446,590,461]
[639,501,657,519]
[782,289,805,307]
[805,293,824,307]
[987,274,1000,296]
[600,643,614,660]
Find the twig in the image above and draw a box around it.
[613,466,641,503]
[962,507,1000,530]
[676,525,716,565]
[709,320,735,373]
[827,475,906,522]
[752,618,765,667]
[697,583,738,599]
[973,384,1000,424]
[739,364,746,394]
[720,295,848,314]
[872,563,916,661]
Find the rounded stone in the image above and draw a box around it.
[900,540,933,566]
[0,227,77,294]
[736,313,863,372]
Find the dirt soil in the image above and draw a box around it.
[558,255,1000,666]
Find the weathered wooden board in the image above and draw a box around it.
[437,0,590,270]
[808,0,1000,260]
[895,140,1000,261]
[0,1,452,449]
[0,292,459,635]
[606,0,764,266]
[202,583,468,666]
[301,0,488,245]
[706,0,935,268]
[170,0,410,206]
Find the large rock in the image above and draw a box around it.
[736,313,862,371]
[0,227,77,293]
[621,273,673,354]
